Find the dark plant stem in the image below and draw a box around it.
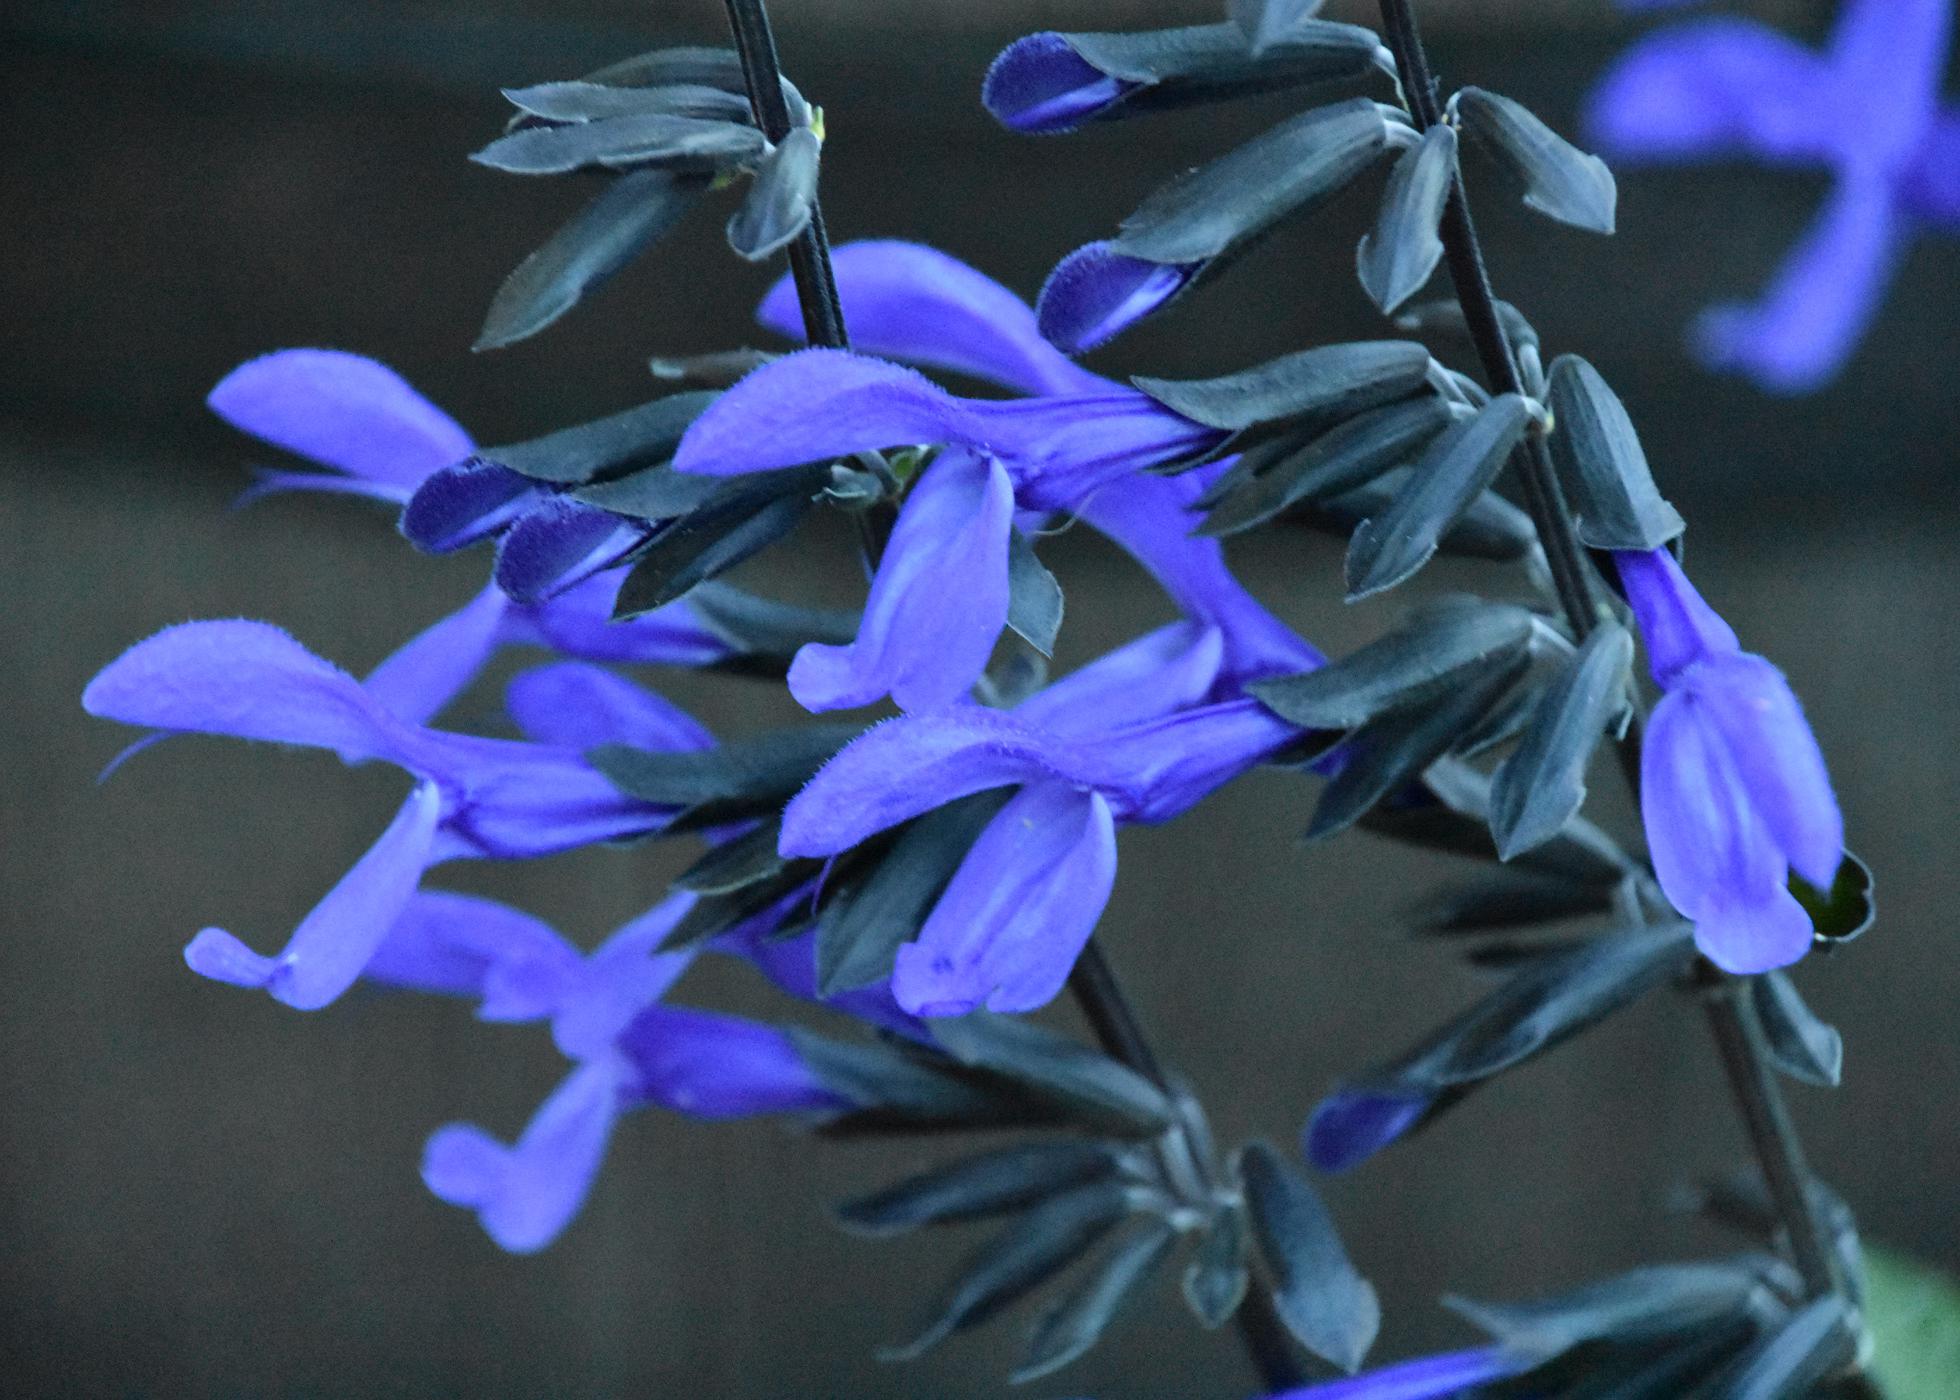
[718,0,1304,1384]
[1069,942,1309,1392]
[1374,0,1841,1305]
[1697,967,1842,1298]
[721,0,848,349]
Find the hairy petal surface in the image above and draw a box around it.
[788,450,1013,713]
[891,784,1117,1016]
[207,349,472,490]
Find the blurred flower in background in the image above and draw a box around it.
[1590,0,1958,392]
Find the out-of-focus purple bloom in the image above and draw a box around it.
[780,640,1300,1015]
[209,349,473,506]
[753,240,1321,693]
[1036,239,1202,355]
[83,623,701,1009]
[1305,1090,1433,1175]
[1614,548,1842,972]
[983,33,1138,135]
[1265,1344,1527,1398]
[1589,0,1958,390]
[393,889,845,1252]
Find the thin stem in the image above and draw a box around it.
[720,0,848,349]
[1697,967,1842,1299]
[717,0,1303,1383]
[1068,942,1308,1392]
[1375,0,1840,1302]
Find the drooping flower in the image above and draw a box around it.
[672,346,1222,712]
[1588,0,1959,390]
[208,348,741,723]
[369,889,845,1252]
[749,239,1321,697]
[1615,547,1842,971]
[82,623,705,1009]
[779,630,1301,1015]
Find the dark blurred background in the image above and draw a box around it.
[3,1,1955,1395]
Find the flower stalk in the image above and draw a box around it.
[717,0,1307,1384]
[1374,0,1844,1308]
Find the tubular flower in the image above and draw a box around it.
[1264,1345,1527,1398]
[209,348,739,724]
[82,624,706,1010]
[374,890,843,1253]
[749,239,1321,701]
[1615,547,1843,972]
[1588,0,1959,389]
[779,631,1302,1016]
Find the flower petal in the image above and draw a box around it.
[975,393,1222,512]
[1267,1345,1524,1399]
[422,1059,624,1253]
[364,583,511,727]
[1641,691,1808,972]
[505,662,712,753]
[758,240,1110,397]
[788,450,1013,713]
[1691,173,1903,393]
[891,785,1117,1016]
[493,499,649,604]
[550,893,698,1060]
[1612,547,1739,687]
[1585,20,1836,167]
[1828,0,1952,160]
[1091,698,1302,823]
[417,736,670,859]
[505,570,731,668]
[185,781,442,1009]
[1014,622,1225,738]
[982,33,1134,135]
[233,466,416,509]
[672,348,979,477]
[1693,654,1843,888]
[363,889,581,1019]
[619,1004,847,1118]
[399,461,542,554]
[84,619,404,762]
[779,707,1107,857]
[1074,470,1322,681]
[1035,241,1200,353]
[207,349,472,489]
[1303,1088,1432,1173]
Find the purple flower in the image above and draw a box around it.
[1588,0,1958,390]
[363,571,731,728]
[209,349,473,506]
[388,890,846,1252]
[82,622,703,1009]
[672,345,1220,713]
[1266,1345,1526,1398]
[751,240,1321,695]
[983,33,1139,135]
[1615,547,1842,972]
[779,637,1300,1015]
[1036,239,1202,355]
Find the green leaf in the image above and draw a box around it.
[1866,1245,1960,1400]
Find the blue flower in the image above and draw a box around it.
[208,349,739,725]
[370,890,845,1252]
[779,630,1302,1015]
[83,624,706,1009]
[1588,0,1959,390]
[1264,1345,1525,1398]
[732,241,1317,712]
[1615,547,1843,971]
